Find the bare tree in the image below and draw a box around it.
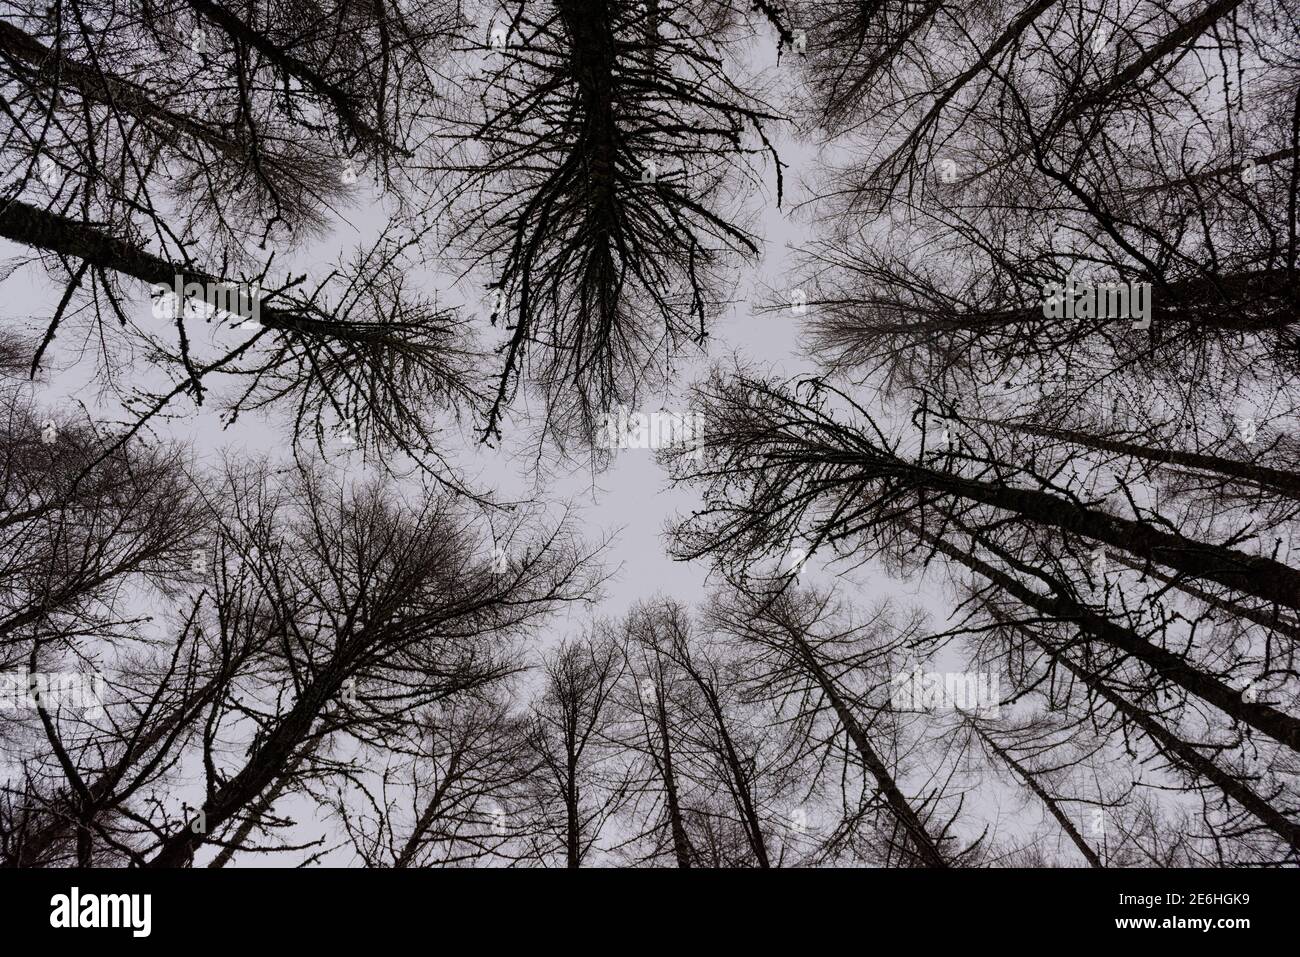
[522,629,631,867]
[705,584,968,867]
[0,2,482,475]
[433,0,783,448]
[322,690,538,868]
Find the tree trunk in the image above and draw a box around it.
[992,611,1300,853]
[684,667,771,867]
[974,416,1300,500]
[972,724,1104,867]
[145,669,343,867]
[1106,551,1300,645]
[209,739,318,868]
[564,752,581,868]
[783,628,949,867]
[916,527,1300,754]
[895,456,1300,614]
[651,689,694,868]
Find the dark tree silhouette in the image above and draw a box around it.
[432,0,783,448]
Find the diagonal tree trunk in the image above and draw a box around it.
[884,453,1300,614]
[146,664,348,867]
[914,526,1300,754]
[988,610,1300,854]
[776,620,950,867]
[183,0,391,151]
[209,739,320,869]
[970,723,1105,867]
[676,657,771,867]
[971,415,1300,500]
[1105,551,1300,645]
[0,20,300,174]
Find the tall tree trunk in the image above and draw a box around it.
[1106,551,1300,645]
[651,688,693,868]
[1062,0,1244,123]
[0,201,306,330]
[0,20,295,170]
[145,668,344,867]
[781,627,949,867]
[209,739,319,868]
[184,0,388,149]
[890,454,1300,614]
[973,416,1300,500]
[682,666,771,867]
[564,750,581,868]
[991,611,1300,854]
[971,724,1104,867]
[391,749,462,869]
[914,527,1300,754]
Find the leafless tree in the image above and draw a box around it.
[665,369,1300,862]
[521,629,631,867]
[432,0,783,449]
[0,2,483,477]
